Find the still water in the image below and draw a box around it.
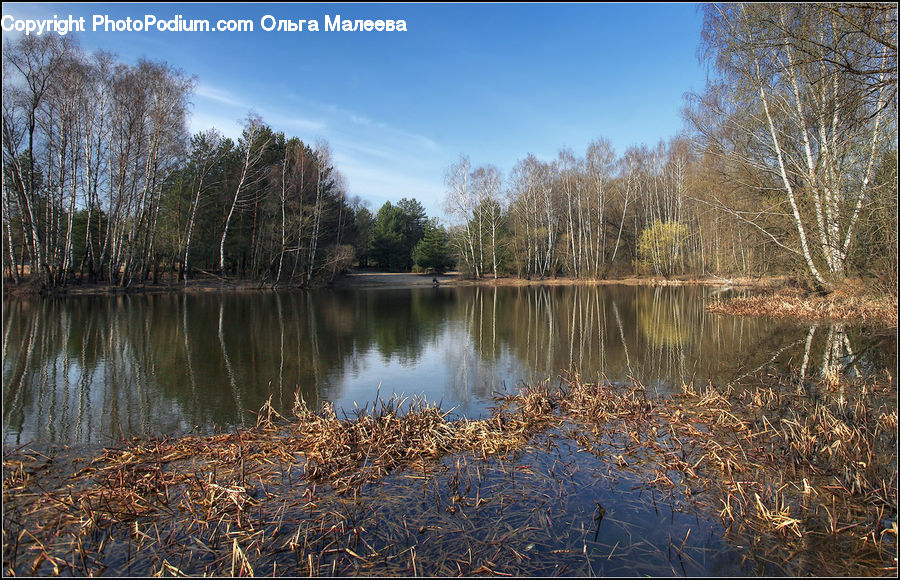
[2,285,895,446]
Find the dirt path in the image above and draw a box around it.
[331,270,460,289]
[330,270,771,290]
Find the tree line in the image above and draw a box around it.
[442,3,897,291]
[3,4,897,292]
[355,197,453,273]
[1,34,455,289]
[1,35,368,288]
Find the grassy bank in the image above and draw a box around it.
[4,371,895,576]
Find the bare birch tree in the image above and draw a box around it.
[471,164,504,278]
[697,3,895,286]
[443,155,480,277]
[2,35,74,286]
[584,138,616,277]
[219,114,270,276]
[182,129,226,281]
[509,154,559,278]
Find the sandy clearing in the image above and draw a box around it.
[331,270,460,289]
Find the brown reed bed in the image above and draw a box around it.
[3,371,896,576]
[560,370,896,574]
[706,284,898,326]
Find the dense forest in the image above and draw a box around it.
[3,3,896,292]
[1,33,363,288]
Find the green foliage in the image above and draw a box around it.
[370,202,406,271]
[352,206,374,268]
[396,198,427,249]
[636,220,690,278]
[413,220,455,273]
[369,198,429,271]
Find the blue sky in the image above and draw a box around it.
[3,2,708,222]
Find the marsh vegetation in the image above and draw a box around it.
[3,369,895,576]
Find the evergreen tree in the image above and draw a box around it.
[413,220,454,273]
[370,202,406,270]
[369,198,430,271]
[396,197,427,269]
[352,205,374,268]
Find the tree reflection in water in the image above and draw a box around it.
[2,287,895,446]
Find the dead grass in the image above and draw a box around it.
[707,283,898,326]
[3,370,896,576]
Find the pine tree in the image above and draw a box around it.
[413,220,454,273]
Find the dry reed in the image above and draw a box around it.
[707,285,898,326]
[3,369,896,576]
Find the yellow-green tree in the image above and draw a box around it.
[636,220,690,278]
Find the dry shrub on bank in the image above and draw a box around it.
[286,389,559,489]
[553,371,896,574]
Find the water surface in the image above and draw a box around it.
[3,285,894,446]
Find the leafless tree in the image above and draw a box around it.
[219,114,270,275]
[471,164,504,278]
[182,129,225,281]
[2,35,75,285]
[444,155,480,277]
[697,3,895,286]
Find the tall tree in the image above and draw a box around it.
[444,155,481,277]
[181,129,228,281]
[508,155,558,278]
[695,3,896,286]
[413,219,454,273]
[219,114,270,275]
[2,35,75,286]
[470,165,504,278]
[369,201,405,271]
[351,203,374,268]
[395,197,428,270]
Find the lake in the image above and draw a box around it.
[2,285,895,447]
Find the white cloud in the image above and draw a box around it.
[190,84,327,138]
[187,111,243,140]
[333,155,447,221]
[264,111,327,135]
[348,113,439,153]
[194,84,245,108]
[189,82,448,219]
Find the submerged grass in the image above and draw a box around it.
[3,370,896,576]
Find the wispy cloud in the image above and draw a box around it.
[283,94,440,154]
[349,114,386,129]
[348,112,439,153]
[195,84,245,108]
[187,111,243,139]
[190,85,327,138]
[265,112,328,135]
[190,83,446,217]
[333,153,447,220]
[257,94,448,214]
[336,141,409,165]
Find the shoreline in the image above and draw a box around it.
[3,272,896,327]
[706,283,898,327]
[2,270,772,297]
[1,276,272,298]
